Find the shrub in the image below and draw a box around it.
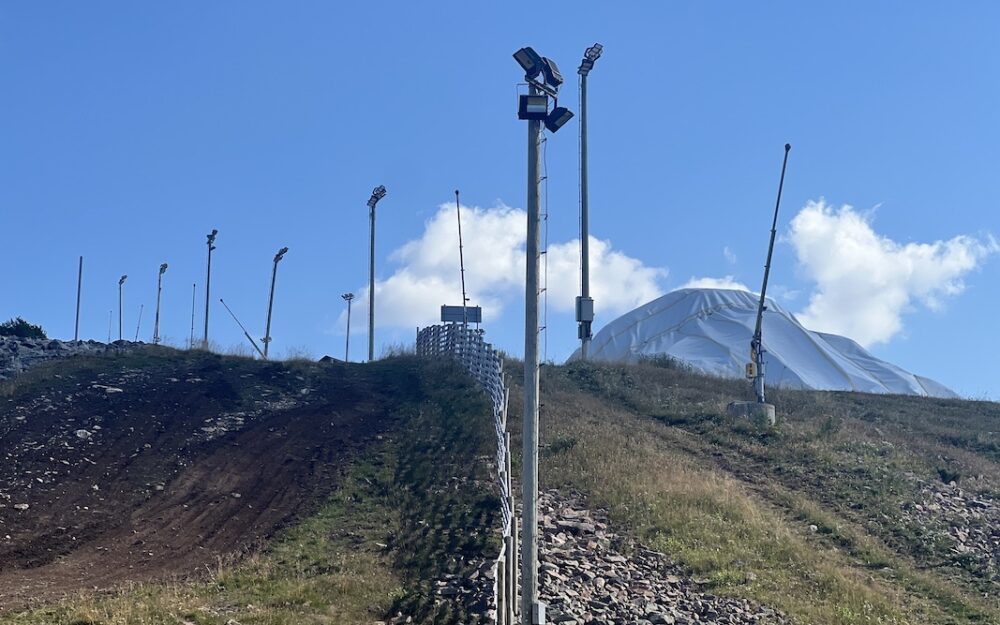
[0,317,47,339]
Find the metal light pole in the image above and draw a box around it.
[513,45,573,623]
[262,246,288,360]
[117,275,127,341]
[342,292,354,362]
[153,263,168,344]
[203,229,218,349]
[74,256,83,341]
[577,43,602,360]
[523,82,544,623]
[189,283,196,349]
[367,185,386,362]
[750,143,792,405]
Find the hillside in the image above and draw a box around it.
[516,359,1000,625]
[0,348,501,624]
[2,347,999,624]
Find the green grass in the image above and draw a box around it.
[519,361,1000,625]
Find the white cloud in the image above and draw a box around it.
[789,200,997,346]
[679,276,751,292]
[338,202,667,331]
[723,246,737,264]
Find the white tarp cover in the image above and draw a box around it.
[573,288,956,398]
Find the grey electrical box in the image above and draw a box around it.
[441,305,482,324]
[575,296,594,322]
[532,601,547,624]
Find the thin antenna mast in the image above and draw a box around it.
[219,298,266,359]
[134,304,143,342]
[750,143,791,404]
[455,189,469,327]
[189,283,196,349]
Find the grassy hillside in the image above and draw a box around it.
[514,360,1000,625]
[0,349,500,625]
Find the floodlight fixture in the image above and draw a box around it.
[540,57,564,90]
[544,106,574,133]
[518,94,549,120]
[274,246,289,263]
[513,47,544,80]
[119,274,127,286]
[159,263,168,275]
[368,185,387,208]
[207,229,218,249]
[579,42,604,75]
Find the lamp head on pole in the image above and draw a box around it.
[274,246,289,263]
[342,292,354,302]
[578,42,603,75]
[368,185,387,208]
[159,263,168,275]
[207,229,218,250]
[119,275,127,286]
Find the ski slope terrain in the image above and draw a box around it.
[574,288,956,398]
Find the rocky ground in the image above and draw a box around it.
[538,490,789,625]
[0,336,134,380]
[900,478,999,581]
[400,489,790,625]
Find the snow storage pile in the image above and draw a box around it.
[573,288,956,398]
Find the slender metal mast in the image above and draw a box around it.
[203,229,218,349]
[220,298,266,359]
[153,263,167,344]
[522,82,543,619]
[74,256,83,341]
[118,275,127,341]
[455,189,469,327]
[342,292,354,362]
[577,43,602,360]
[262,247,288,360]
[751,143,791,404]
[367,186,386,362]
[189,283,196,349]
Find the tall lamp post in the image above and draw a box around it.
[203,229,218,349]
[153,263,168,344]
[513,45,574,623]
[367,185,387,362]
[117,275,127,341]
[342,292,354,362]
[262,246,288,360]
[576,43,602,360]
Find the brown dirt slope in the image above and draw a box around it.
[0,347,425,609]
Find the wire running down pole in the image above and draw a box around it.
[455,189,469,327]
[750,143,791,404]
[220,298,266,359]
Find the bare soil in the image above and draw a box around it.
[0,349,421,610]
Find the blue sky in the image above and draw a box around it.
[2,3,998,397]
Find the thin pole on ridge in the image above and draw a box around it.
[750,143,791,404]
[455,189,469,328]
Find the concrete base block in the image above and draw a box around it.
[726,401,776,426]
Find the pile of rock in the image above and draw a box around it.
[901,479,999,579]
[538,490,788,625]
[0,337,131,380]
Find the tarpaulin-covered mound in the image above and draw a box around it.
[572,288,956,398]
